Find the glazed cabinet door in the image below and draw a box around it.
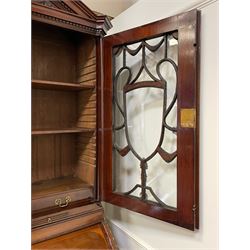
[100,9,200,230]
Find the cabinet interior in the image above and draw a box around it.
[32,22,97,207]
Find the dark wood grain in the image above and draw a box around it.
[31,1,115,248]
[32,208,104,244]
[32,89,77,130]
[32,79,95,91]
[32,223,115,249]
[32,128,94,135]
[32,21,77,83]
[31,24,98,192]
[32,176,94,211]
[101,9,200,230]
[32,0,103,224]
[32,203,102,228]
[75,36,97,191]
[32,0,112,36]
[176,10,200,230]
[32,176,92,198]
[193,11,201,229]
[32,134,76,184]
[96,37,103,202]
[101,220,117,250]
[32,199,94,218]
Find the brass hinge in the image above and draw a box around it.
[192,204,197,212]
[181,108,196,128]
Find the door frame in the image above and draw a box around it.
[99,9,200,230]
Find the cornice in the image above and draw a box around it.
[32,0,112,37]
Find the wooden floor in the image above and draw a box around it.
[32,176,92,199]
[32,224,111,249]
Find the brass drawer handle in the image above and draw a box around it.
[55,196,71,208]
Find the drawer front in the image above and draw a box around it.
[32,203,102,229]
[32,204,104,244]
[32,188,93,211]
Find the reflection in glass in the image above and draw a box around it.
[126,88,164,158]
[112,32,178,208]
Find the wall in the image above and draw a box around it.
[103,0,219,249]
[81,0,138,17]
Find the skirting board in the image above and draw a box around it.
[107,219,152,250]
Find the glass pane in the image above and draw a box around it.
[112,32,178,208]
[126,88,164,158]
[112,150,141,196]
[126,43,142,82]
[145,37,165,79]
[147,157,177,207]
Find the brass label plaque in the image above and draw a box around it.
[181,108,196,128]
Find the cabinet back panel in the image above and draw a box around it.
[32,134,77,183]
[32,22,97,84]
[32,89,77,129]
[32,23,77,83]
[32,23,97,195]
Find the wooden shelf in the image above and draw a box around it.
[32,128,95,135]
[32,79,95,91]
[32,176,92,199]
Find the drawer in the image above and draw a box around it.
[32,203,104,244]
[32,176,93,211]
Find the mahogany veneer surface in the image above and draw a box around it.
[32,176,94,212]
[32,79,95,91]
[31,1,115,248]
[32,224,111,249]
[32,23,97,190]
[32,128,95,135]
[32,176,92,198]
